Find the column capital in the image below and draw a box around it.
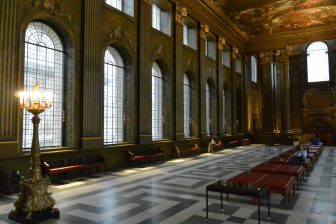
[232,46,239,59]
[260,51,273,64]
[142,0,152,5]
[175,3,187,25]
[275,49,289,61]
[200,23,209,40]
[218,36,226,50]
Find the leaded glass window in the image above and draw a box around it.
[307,41,329,82]
[251,55,257,83]
[183,75,191,138]
[104,47,125,144]
[152,4,161,31]
[23,22,64,150]
[152,62,164,141]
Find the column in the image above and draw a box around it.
[260,51,276,134]
[217,37,225,137]
[174,3,187,141]
[138,0,152,143]
[0,0,19,155]
[81,0,102,149]
[199,23,209,138]
[277,49,292,133]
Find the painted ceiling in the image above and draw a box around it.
[213,0,336,36]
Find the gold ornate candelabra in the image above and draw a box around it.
[9,83,59,223]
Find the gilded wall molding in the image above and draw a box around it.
[200,23,209,40]
[152,44,171,64]
[218,36,226,50]
[32,0,72,24]
[260,51,273,64]
[109,26,135,52]
[275,49,289,62]
[232,45,239,59]
[175,3,187,25]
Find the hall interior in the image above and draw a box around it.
[0,0,336,223]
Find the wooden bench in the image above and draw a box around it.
[175,143,200,158]
[41,155,107,180]
[127,148,164,166]
[213,140,223,151]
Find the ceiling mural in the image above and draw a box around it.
[213,0,336,36]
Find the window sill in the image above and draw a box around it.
[151,28,171,38]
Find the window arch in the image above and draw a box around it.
[183,74,191,138]
[152,62,164,141]
[23,22,64,150]
[307,41,329,83]
[206,81,211,136]
[104,46,125,144]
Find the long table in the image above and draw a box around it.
[206,180,270,224]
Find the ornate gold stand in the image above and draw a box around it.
[9,83,59,223]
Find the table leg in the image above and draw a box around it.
[206,190,208,219]
[267,190,271,221]
[258,195,260,224]
[220,193,223,211]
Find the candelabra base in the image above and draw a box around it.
[9,207,59,224]
[8,176,59,223]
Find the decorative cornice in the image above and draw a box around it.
[218,36,225,50]
[247,25,336,53]
[175,3,187,25]
[260,51,273,64]
[109,26,134,51]
[142,0,152,6]
[32,0,72,24]
[200,23,209,40]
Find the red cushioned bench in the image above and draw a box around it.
[128,148,164,165]
[41,155,107,180]
[228,140,239,148]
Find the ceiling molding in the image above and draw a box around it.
[246,24,336,53]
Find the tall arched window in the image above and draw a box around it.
[183,74,191,138]
[23,22,64,150]
[206,82,211,136]
[104,47,125,144]
[307,41,329,82]
[152,62,164,140]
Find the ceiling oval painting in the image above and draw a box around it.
[214,0,336,36]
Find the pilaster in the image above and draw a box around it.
[199,23,209,139]
[138,0,152,144]
[217,37,225,137]
[231,46,239,135]
[82,0,102,149]
[0,0,19,155]
[174,3,187,141]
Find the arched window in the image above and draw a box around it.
[206,82,211,135]
[104,47,125,144]
[152,62,164,140]
[23,22,64,150]
[183,74,191,138]
[251,55,257,83]
[307,41,329,82]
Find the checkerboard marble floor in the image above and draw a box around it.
[1,144,336,224]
